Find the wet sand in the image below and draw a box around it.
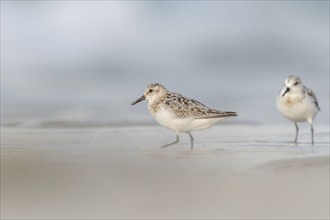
[1,124,329,219]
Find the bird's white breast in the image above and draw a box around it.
[150,107,222,133]
[277,93,319,123]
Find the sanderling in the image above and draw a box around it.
[277,75,320,144]
[131,83,237,150]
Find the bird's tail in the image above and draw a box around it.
[199,111,237,119]
[220,111,237,117]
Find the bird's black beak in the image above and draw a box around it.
[131,95,146,105]
[282,87,290,97]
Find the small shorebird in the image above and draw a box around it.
[277,75,320,144]
[131,83,237,150]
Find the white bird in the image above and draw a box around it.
[277,75,320,144]
[131,83,237,150]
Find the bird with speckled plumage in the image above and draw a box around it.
[131,83,237,150]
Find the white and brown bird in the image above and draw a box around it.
[132,83,237,150]
[277,75,320,144]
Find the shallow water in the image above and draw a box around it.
[1,1,329,127]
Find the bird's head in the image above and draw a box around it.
[281,75,303,97]
[131,83,169,105]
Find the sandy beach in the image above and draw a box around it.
[2,1,329,219]
[1,124,329,219]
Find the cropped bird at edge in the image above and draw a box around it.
[131,83,237,150]
[277,75,320,144]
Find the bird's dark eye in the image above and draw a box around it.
[294,82,298,86]
[149,89,153,93]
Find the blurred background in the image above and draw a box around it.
[1,1,329,127]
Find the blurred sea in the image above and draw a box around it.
[1,1,329,127]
